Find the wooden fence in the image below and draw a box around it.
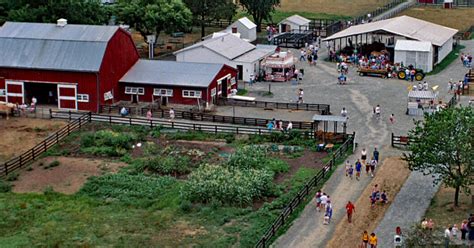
[100,105,315,130]
[1,112,91,177]
[255,133,355,248]
[217,99,331,115]
[391,132,410,148]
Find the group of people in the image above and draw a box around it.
[369,184,388,208]
[315,190,333,224]
[460,53,472,68]
[299,44,319,66]
[411,81,430,91]
[266,118,293,132]
[344,147,379,181]
[442,213,474,247]
[361,230,378,248]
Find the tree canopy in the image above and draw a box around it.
[184,0,236,38]
[403,106,474,206]
[0,0,109,25]
[239,0,280,32]
[117,0,192,41]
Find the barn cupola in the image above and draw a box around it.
[57,18,67,27]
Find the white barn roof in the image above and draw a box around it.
[324,16,458,46]
[234,17,257,29]
[174,33,255,60]
[395,40,432,52]
[280,15,311,26]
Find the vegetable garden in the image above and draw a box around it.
[0,123,350,247]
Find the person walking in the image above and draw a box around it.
[355,159,362,181]
[373,148,379,163]
[341,107,348,118]
[369,157,377,177]
[315,190,322,212]
[461,219,468,240]
[346,201,355,223]
[146,109,152,121]
[348,164,354,180]
[361,148,368,165]
[444,225,452,248]
[374,105,381,119]
[369,232,378,248]
[169,108,175,121]
[286,121,293,132]
[297,89,304,104]
[389,113,395,124]
[361,230,369,248]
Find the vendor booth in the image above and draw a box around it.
[261,51,296,82]
[406,90,437,116]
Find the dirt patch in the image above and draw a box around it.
[12,156,126,194]
[326,157,411,248]
[0,118,66,162]
[275,149,328,184]
[424,185,474,228]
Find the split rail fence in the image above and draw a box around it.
[217,99,331,115]
[255,133,355,248]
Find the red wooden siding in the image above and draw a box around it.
[98,29,140,108]
[59,87,75,96]
[0,77,5,102]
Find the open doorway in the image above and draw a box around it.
[236,65,243,80]
[222,78,228,98]
[24,82,57,106]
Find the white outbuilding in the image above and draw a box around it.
[225,17,257,42]
[278,15,311,33]
[174,34,276,82]
[394,40,433,72]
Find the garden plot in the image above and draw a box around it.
[1,124,343,247]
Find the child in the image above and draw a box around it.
[370,195,377,208]
[380,191,388,204]
[348,165,354,180]
[370,158,377,177]
[345,160,351,176]
[452,224,458,239]
[315,190,322,212]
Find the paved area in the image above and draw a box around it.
[235,39,474,247]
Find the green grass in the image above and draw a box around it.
[237,89,248,96]
[427,45,466,75]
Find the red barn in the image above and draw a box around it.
[0,20,139,112]
[119,60,238,107]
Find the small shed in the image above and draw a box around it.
[407,90,437,116]
[395,40,433,72]
[312,115,348,143]
[225,17,257,42]
[278,15,311,33]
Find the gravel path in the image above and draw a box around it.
[373,39,473,248]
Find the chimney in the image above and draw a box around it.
[57,18,67,27]
[232,27,237,33]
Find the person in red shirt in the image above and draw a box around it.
[346,201,355,223]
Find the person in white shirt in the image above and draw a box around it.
[286,121,293,132]
[423,81,429,91]
[169,108,175,121]
[320,193,328,211]
[297,89,304,104]
[374,105,381,119]
[444,226,452,247]
[341,107,348,118]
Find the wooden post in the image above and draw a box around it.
[391,132,394,147]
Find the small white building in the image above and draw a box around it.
[225,17,257,42]
[395,40,433,72]
[174,34,276,82]
[278,15,311,33]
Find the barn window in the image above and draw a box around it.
[125,87,145,95]
[182,90,202,98]
[153,88,173,97]
[77,94,89,102]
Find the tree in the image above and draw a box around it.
[184,0,236,38]
[239,0,280,32]
[117,0,192,42]
[2,0,108,25]
[403,107,474,207]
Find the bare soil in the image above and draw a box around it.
[326,157,411,248]
[0,118,66,163]
[275,149,328,184]
[12,156,126,194]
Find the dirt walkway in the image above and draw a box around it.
[326,157,410,248]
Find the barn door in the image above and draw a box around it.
[6,81,24,104]
[57,84,77,110]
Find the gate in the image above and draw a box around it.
[57,84,77,110]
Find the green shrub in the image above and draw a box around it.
[144,155,192,175]
[269,132,286,143]
[179,200,192,213]
[80,130,138,157]
[26,166,33,171]
[0,180,12,192]
[266,159,289,174]
[46,160,60,169]
[227,145,268,170]
[181,164,274,206]
[79,173,176,207]
[6,172,19,181]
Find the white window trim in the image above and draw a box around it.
[153,88,173,97]
[182,90,202,98]
[125,86,145,95]
[77,94,89,102]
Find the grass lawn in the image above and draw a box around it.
[278,0,394,18]
[427,45,465,75]
[397,7,474,31]
[424,185,473,228]
[0,125,352,247]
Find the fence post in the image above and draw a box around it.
[68,123,71,134]
[69,110,71,121]
[391,132,394,147]
[49,109,53,119]
[88,112,92,122]
[56,132,59,144]
[129,117,132,125]
[4,163,7,176]
[109,116,112,125]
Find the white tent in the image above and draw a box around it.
[278,15,310,33]
[395,40,434,72]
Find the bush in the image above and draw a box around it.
[0,180,12,192]
[79,173,176,207]
[266,159,289,174]
[80,130,138,157]
[44,160,60,169]
[227,145,268,170]
[6,172,19,181]
[181,164,274,206]
[144,155,192,175]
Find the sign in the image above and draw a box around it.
[0,89,5,96]
[104,91,113,101]
[211,88,216,96]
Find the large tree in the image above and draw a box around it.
[184,0,236,38]
[1,0,108,25]
[239,0,280,32]
[117,0,192,42]
[403,107,474,206]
